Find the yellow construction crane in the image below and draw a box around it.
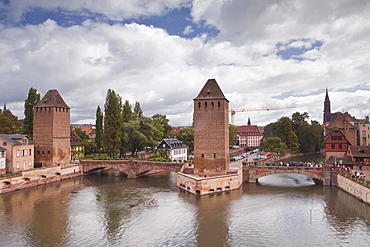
[229,106,296,125]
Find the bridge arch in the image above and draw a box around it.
[80,159,183,178]
[244,166,328,185]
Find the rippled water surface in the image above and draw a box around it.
[0,171,369,247]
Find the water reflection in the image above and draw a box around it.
[0,171,369,247]
[258,173,315,187]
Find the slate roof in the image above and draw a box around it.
[0,146,7,151]
[349,146,370,157]
[70,132,85,146]
[0,134,35,145]
[156,138,188,150]
[35,89,70,108]
[194,79,228,101]
[237,125,262,136]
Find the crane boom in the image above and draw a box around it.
[229,106,296,125]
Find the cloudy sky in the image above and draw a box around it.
[1,0,369,127]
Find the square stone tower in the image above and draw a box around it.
[193,79,230,175]
[33,90,70,167]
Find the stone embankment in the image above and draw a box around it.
[336,173,370,205]
[0,165,82,194]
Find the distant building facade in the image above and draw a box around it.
[0,146,6,175]
[33,90,71,167]
[155,138,188,161]
[323,90,370,167]
[358,116,370,146]
[70,131,85,160]
[237,122,263,148]
[346,145,370,170]
[0,134,35,174]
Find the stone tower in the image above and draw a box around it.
[323,88,331,124]
[193,79,230,175]
[33,90,70,167]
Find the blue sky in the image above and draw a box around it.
[1,0,369,126]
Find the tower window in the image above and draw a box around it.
[213,153,216,158]
[201,153,204,158]
[211,102,214,108]
[218,101,221,107]
[198,102,201,108]
[205,102,207,108]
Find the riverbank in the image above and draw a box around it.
[0,165,82,194]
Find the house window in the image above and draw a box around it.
[2,142,6,146]
[338,144,342,149]
[29,149,31,155]
[17,150,20,157]
[213,153,216,158]
[22,139,28,145]
[331,144,335,149]
[201,153,204,158]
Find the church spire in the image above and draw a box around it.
[323,88,331,124]
[247,117,251,125]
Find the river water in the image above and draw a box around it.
[0,171,369,247]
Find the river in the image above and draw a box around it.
[0,170,369,247]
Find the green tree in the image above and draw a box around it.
[122,100,132,122]
[263,122,278,139]
[95,105,104,154]
[104,89,123,157]
[23,87,40,137]
[260,137,287,156]
[0,108,22,134]
[229,124,238,147]
[151,114,172,140]
[133,101,143,119]
[74,128,89,142]
[176,127,194,152]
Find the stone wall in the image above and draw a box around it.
[177,167,243,195]
[336,174,370,204]
[0,165,82,194]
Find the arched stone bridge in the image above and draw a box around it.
[80,159,183,178]
[242,166,334,185]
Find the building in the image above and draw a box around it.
[237,121,263,148]
[323,88,341,125]
[70,131,85,160]
[177,79,242,195]
[358,116,370,146]
[324,127,351,161]
[193,78,230,175]
[346,146,370,171]
[0,146,6,175]
[0,134,35,174]
[155,138,188,161]
[70,124,96,139]
[33,90,71,167]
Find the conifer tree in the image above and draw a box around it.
[104,89,122,157]
[95,105,104,154]
[23,87,40,137]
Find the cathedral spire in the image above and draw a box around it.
[323,88,331,124]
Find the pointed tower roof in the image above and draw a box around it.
[35,89,69,108]
[194,79,228,101]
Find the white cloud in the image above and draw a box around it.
[1,0,370,128]
[183,25,194,35]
